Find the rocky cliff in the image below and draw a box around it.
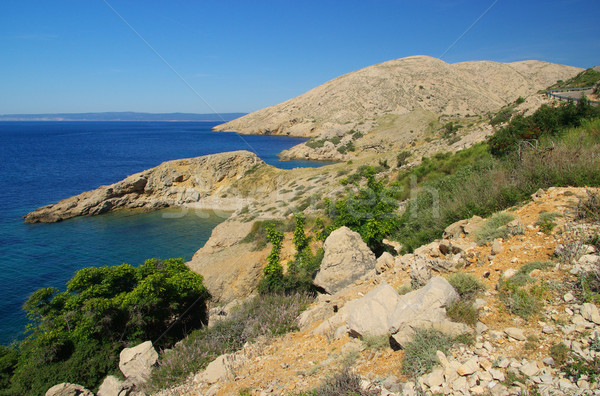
[24,151,266,223]
[214,56,581,138]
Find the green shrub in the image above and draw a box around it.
[361,334,390,350]
[577,189,600,222]
[396,151,411,167]
[402,329,453,377]
[498,277,540,319]
[536,211,560,234]
[446,300,479,326]
[474,212,516,244]
[311,368,378,396]
[6,258,209,395]
[447,273,485,300]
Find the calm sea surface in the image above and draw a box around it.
[0,121,329,344]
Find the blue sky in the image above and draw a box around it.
[1,0,599,114]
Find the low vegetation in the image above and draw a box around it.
[301,367,378,396]
[474,212,517,244]
[401,329,453,377]
[544,67,600,91]
[2,258,210,396]
[497,262,552,319]
[446,273,485,300]
[144,293,312,392]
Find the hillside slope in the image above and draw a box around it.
[214,56,581,138]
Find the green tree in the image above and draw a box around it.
[258,225,285,294]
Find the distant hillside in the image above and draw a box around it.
[0,112,246,122]
[543,66,600,91]
[214,55,581,138]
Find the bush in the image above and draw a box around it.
[446,300,479,326]
[402,329,453,377]
[577,189,600,222]
[361,334,390,350]
[447,273,485,300]
[145,293,312,392]
[6,258,209,395]
[536,211,560,234]
[498,276,540,319]
[241,219,291,251]
[474,212,516,244]
[310,368,378,396]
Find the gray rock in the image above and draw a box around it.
[424,368,444,388]
[491,239,504,255]
[542,357,555,366]
[119,341,158,386]
[314,227,376,294]
[200,353,233,384]
[520,361,540,377]
[389,277,459,334]
[345,283,401,337]
[504,327,526,341]
[475,321,489,335]
[97,376,133,396]
[542,326,554,334]
[409,256,431,288]
[564,292,575,302]
[45,383,93,396]
[375,252,394,274]
[457,357,479,376]
[581,302,600,324]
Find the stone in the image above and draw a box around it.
[314,227,376,294]
[504,327,526,341]
[345,283,401,337]
[520,361,540,377]
[564,292,575,302]
[439,240,451,255]
[119,341,158,385]
[409,256,432,287]
[581,302,600,324]
[475,321,489,335]
[542,357,555,366]
[45,383,93,396]
[97,376,130,396]
[479,357,493,371]
[424,368,444,388]
[542,326,554,334]
[502,268,517,279]
[490,369,505,381]
[389,277,458,331]
[202,353,233,384]
[436,350,449,368]
[334,325,348,339]
[457,357,479,376]
[375,252,395,274]
[491,239,504,255]
[473,298,486,310]
[382,239,403,255]
[452,376,467,390]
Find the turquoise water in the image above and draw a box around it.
[0,121,331,344]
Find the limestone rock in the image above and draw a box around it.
[520,361,540,377]
[389,277,459,334]
[45,383,93,396]
[376,252,395,274]
[200,354,233,384]
[491,239,504,255]
[345,283,402,337]
[119,341,158,386]
[457,357,479,376]
[314,227,376,294]
[504,327,526,341]
[97,375,132,396]
[581,303,600,324]
[409,256,432,288]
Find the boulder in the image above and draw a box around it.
[345,283,402,337]
[389,277,459,334]
[504,327,526,341]
[443,216,483,238]
[491,239,504,255]
[581,303,600,325]
[376,252,395,274]
[45,383,93,396]
[409,256,432,287]
[200,353,233,384]
[314,227,376,294]
[97,376,132,396]
[119,341,158,386]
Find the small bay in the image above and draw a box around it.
[0,121,329,344]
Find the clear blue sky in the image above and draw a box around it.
[1,0,598,114]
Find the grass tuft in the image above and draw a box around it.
[447,273,485,300]
[475,212,516,244]
[402,329,453,377]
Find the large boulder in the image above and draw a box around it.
[97,375,133,396]
[388,276,459,334]
[313,227,376,294]
[119,341,158,386]
[345,283,402,337]
[45,383,93,396]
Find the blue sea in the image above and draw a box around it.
[0,121,329,345]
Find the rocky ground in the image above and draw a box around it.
[157,187,600,396]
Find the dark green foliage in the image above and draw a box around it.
[5,258,209,395]
[447,273,485,300]
[402,329,453,377]
[488,100,600,157]
[562,355,600,384]
[490,106,515,126]
[515,96,526,105]
[326,167,399,254]
[145,293,312,392]
[258,226,285,294]
[396,150,411,167]
[351,130,364,140]
[550,342,569,365]
[0,346,18,391]
[536,211,560,234]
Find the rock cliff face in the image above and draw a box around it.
[24,151,265,223]
[214,56,581,138]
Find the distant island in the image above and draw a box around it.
[0,111,246,122]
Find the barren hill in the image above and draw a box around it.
[214,56,581,138]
